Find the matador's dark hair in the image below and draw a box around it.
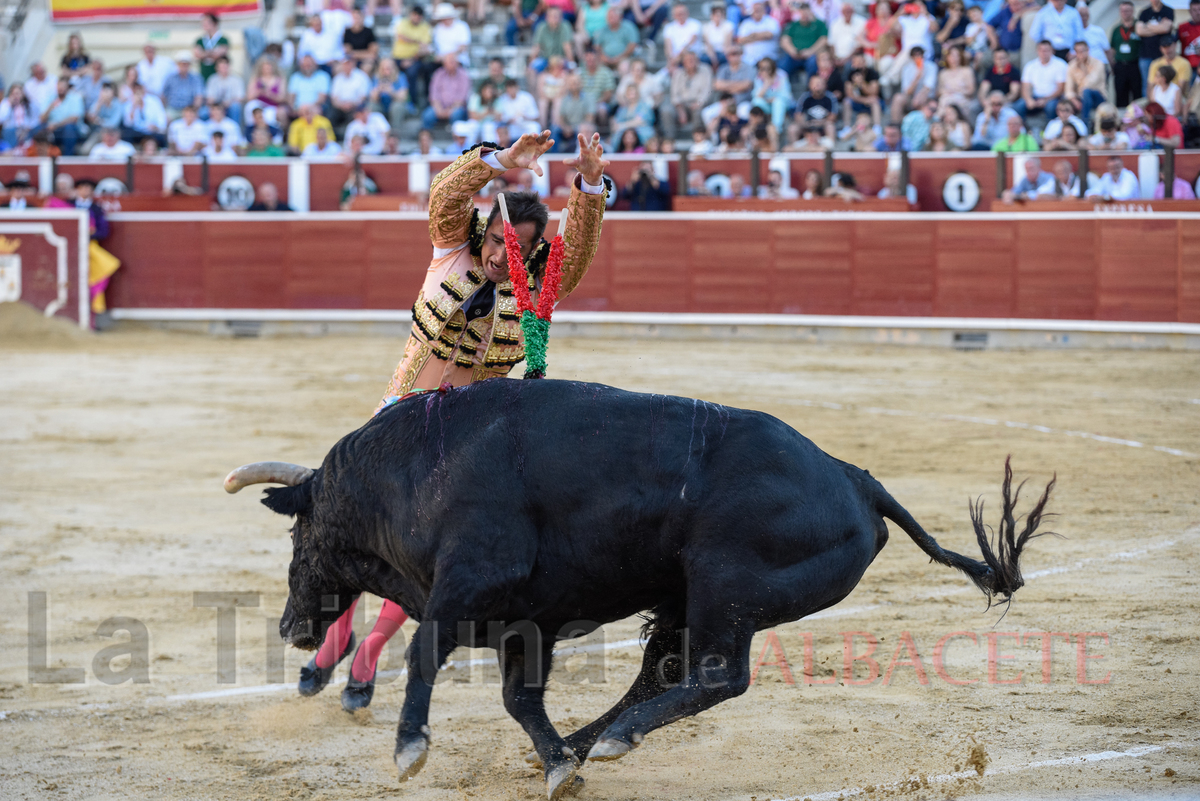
[485,190,549,242]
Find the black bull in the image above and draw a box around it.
[232,378,1054,800]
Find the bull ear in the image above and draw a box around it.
[261,483,313,517]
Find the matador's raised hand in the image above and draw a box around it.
[496,130,555,177]
[565,132,610,187]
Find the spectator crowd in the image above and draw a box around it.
[1,0,1198,201]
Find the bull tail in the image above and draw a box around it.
[872,456,1056,603]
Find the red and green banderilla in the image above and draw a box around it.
[497,193,567,380]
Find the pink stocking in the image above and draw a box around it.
[351,600,409,681]
[313,597,359,669]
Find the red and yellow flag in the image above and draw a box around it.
[51,0,260,22]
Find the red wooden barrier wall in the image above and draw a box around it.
[103,214,1200,322]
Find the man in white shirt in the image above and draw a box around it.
[663,3,704,69]
[167,105,210,155]
[1076,2,1109,66]
[1019,40,1068,121]
[431,3,472,66]
[737,1,781,67]
[23,63,58,118]
[302,126,343,159]
[136,45,175,97]
[897,3,936,57]
[495,78,541,138]
[202,130,239,161]
[88,127,137,161]
[828,2,866,65]
[206,102,245,147]
[1086,155,1140,200]
[343,105,391,154]
[298,14,345,69]
[329,58,373,132]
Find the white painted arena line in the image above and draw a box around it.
[779,399,1198,459]
[773,742,1197,801]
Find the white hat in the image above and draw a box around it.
[431,2,459,20]
[451,120,472,138]
[175,49,193,62]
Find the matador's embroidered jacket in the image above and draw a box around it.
[376,146,607,411]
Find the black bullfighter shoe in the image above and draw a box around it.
[298,631,356,697]
[341,644,376,712]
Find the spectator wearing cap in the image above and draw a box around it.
[288,55,332,112]
[1136,0,1175,95]
[391,5,433,106]
[1149,35,1194,92]
[432,3,472,66]
[1016,40,1067,122]
[595,7,641,71]
[202,130,238,161]
[1028,0,1083,60]
[423,53,472,128]
[288,103,335,152]
[248,182,293,211]
[194,12,230,81]
[1111,1,1142,107]
[136,45,174,98]
[345,104,391,154]
[1002,156,1055,203]
[161,51,205,120]
[167,104,209,155]
[121,82,167,146]
[329,58,373,135]
[1086,155,1139,200]
[88,127,136,161]
[1064,40,1106,124]
[299,14,345,72]
[38,77,86,155]
[663,3,704,71]
[302,125,342,159]
[205,57,245,124]
[991,113,1039,151]
[1040,99,1087,146]
[739,2,782,73]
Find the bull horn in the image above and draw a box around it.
[224,462,314,494]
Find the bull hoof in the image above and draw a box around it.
[394,733,430,782]
[546,761,579,801]
[586,738,631,762]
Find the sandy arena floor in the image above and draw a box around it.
[1,303,1198,801]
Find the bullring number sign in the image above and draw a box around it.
[217,176,256,211]
[942,173,981,212]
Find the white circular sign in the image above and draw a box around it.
[942,172,981,212]
[217,175,255,211]
[95,177,127,196]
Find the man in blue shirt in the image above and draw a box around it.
[288,55,333,110]
[873,122,913,151]
[972,90,1019,149]
[39,77,86,155]
[160,51,205,120]
[988,0,1028,58]
[1028,0,1084,59]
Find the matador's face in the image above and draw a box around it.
[481,217,538,284]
